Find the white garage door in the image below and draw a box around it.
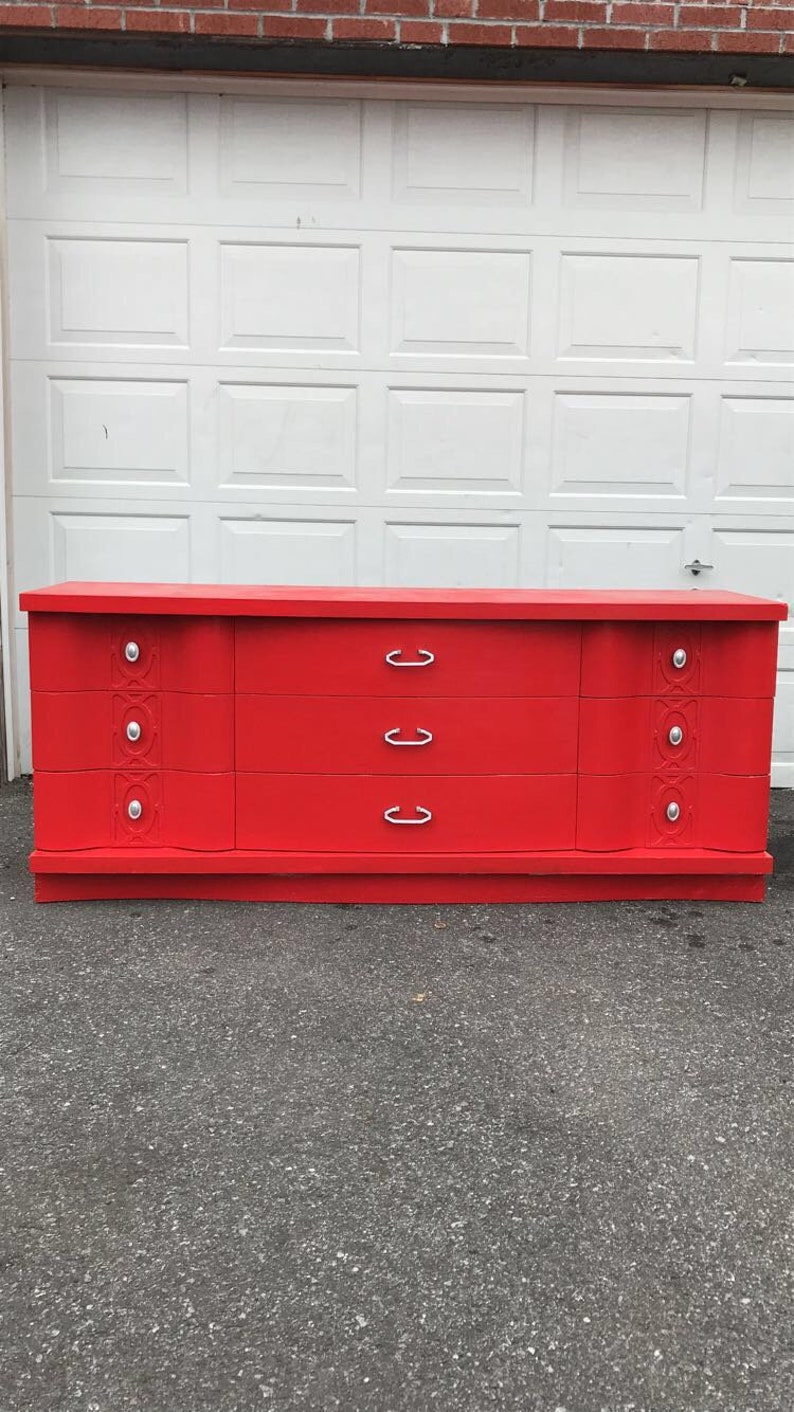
[3,79,793,779]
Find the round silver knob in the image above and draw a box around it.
[126,721,142,743]
[672,648,687,669]
[666,801,681,823]
[124,641,140,663]
[668,725,683,747]
[127,799,143,821]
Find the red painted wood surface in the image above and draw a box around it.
[31,691,234,772]
[20,583,788,622]
[27,847,774,876]
[34,771,235,851]
[34,873,767,904]
[577,773,770,853]
[581,621,780,698]
[578,696,775,777]
[236,694,580,775]
[22,584,784,904]
[236,773,578,852]
[236,620,581,697]
[29,615,234,693]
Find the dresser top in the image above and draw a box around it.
[20,583,788,621]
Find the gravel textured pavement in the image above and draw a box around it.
[1,779,793,1412]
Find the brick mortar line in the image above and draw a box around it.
[99,5,789,22]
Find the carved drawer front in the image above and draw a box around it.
[29,615,234,693]
[578,696,774,776]
[235,620,581,698]
[236,774,578,853]
[235,695,580,775]
[34,771,235,851]
[581,621,780,700]
[31,691,234,772]
[577,773,770,853]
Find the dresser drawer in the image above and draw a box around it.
[578,696,774,776]
[577,773,770,853]
[237,774,577,852]
[235,620,581,698]
[34,771,235,851]
[581,622,779,698]
[236,695,579,775]
[29,615,234,693]
[30,691,234,773]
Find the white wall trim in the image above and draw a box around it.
[0,88,16,779]
[2,66,794,110]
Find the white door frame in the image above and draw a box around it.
[0,69,791,779]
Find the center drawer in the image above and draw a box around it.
[236,695,579,774]
[237,774,577,852]
[235,620,581,697]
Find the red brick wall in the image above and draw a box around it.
[0,0,792,53]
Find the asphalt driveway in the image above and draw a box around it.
[1,779,793,1412]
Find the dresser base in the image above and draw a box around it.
[34,872,767,904]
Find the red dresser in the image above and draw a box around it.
[20,584,787,904]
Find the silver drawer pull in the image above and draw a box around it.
[126,720,142,743]
[384,727,433,747]
[127,799,143,821]
[384,805,432,826]
[385,649,435,668]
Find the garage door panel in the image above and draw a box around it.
[392,102,535,207]
[550,392,691,500]
[7,223,194,361]
[218,242,362,354]
[734,113,794,213]
[386,387,526,498]
[4,86,793,779]
[219,516,359,586]
[4,86,190,215]
[716,396,794,502]
[384,521,522,589]
[390,247,532,361]
[547,525,692,591]
[563,107,707,213]
[557,254,699,363]
[217,381,359,492]
[725,258,794,366]
[219,96,363,200]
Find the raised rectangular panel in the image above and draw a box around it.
[558,255,698,362]
[219,98,361,197]
[387,389,524,494]
[726,260,794,365]
[219,517,356,585]
[392,104,533,203]
[45,91,187,192]
[51,513,191,582]
[391,249,531,357]
[712,530,792,616]
[565,109,706,210]
[218,384,357,489]
[735,114,794,207]
[551,393,689,497]
[384,522,520,587]
[48,239,189,347]
[50,379,188,485]
[716,398,794,500]
[219,244,360,351]
[547,525,685,588]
